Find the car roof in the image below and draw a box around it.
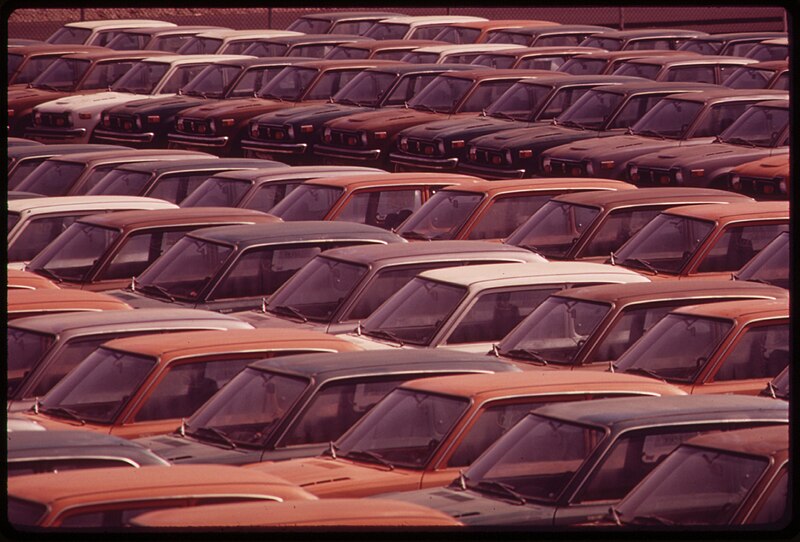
[8,195,176,214]
[361,62,481,75]
[498,24,612,35]
[8,144,131,160]
[437,68,564,81]
[444,19,557,30]
[660,88,788,103]
[297,11,406,21]
[334,39,446,51]
[135,54,256,65]
[108,158,278,174]
[589,28,709,38]
[375,16,487,25]
[570,49,701,61]
[476,45,607,57]
[248,348,518,380]
[305,172,479,188]
[552,279,789,305]
[417,261,647,288]
[682,425,788,457]
[402,369,685,400]
[257,34,373,45]
[7,289,133,312]
[60,19,176,30]
[215,166,381,183]
[744,59,789,70]
[550,186,754,207]
[320,239,544,265]
[513,74,645,86]
[101,328,361,360]
[621,54,756,66]
[687,31,786,41]
[9,44,107,55]
[663,200,789,222]
[187,220,403,247]
[532,394,786,429]
[408,43,525,54]
[581,80,719,95]
[76,207,278,229]
[57,50,174,61]
[53,149,213,165]
[285,58,404,70]
[117,25,228,37]
[439,177,635,195]
[192,29,302,39]
[671,297,788,321]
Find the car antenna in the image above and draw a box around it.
[261,297,268,313]
[356,321,363,336]
[179,418,186,437]
[609,251,616,265]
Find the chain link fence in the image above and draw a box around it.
[6,6,788,42]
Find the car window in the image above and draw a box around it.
[384,74,439,106]
[713,323,789,382]
[241,181,303,213]
[695,223,789,273]
[691,102,751,138]
[447,402,536,467]
[147,173,215,204]
[100,228,192,281]
[467,194,552,241]
[580,207,663,258]
[460,80,518,113]
[159,64,207,94]
[516,55,568,71]
[333,189,423,229]
[666,65,716,83]
[8,214,84,262]
[750,466,789,525]
[305,69,361,101]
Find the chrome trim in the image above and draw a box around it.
[389,152,458,169]
[240,139,308,154]
[92,130,155,143]
[457,163,525,179]
[167,133,229,147]
[8,455,143,468]
[314,145,381,161]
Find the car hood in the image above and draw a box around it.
[35,92,160,113]
[136,433,259,464]
[385,486,555,526]
[399,116,525,140]
[254,103,362,124]
[246,456,421,497]
[230,310,325,331]
[104,94,207,115]
[547,134,682,161]
[324,108,443,132]
[633,142,789,168]
[106,289,191,309]
[8,88,66,107]
[468,124,606,150]
[177,97,293,119]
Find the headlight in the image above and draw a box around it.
[436,139,445,154]
[359,131,368,145]
[777,177,787,195]
[729,173,741,190]
[584,161,594,175]
[323,127,332,143]
[399,136,408,151]
[249,122,259,137]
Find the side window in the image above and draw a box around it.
[696,223,789,273]
[666,66,716,83]
[582,208,663,258]
[243,181,302,213]
[541,87,592,119]
[101,229,190,280]
[333,189,423,229]
[147,173,215,204]
[714,323,789,381]
[588,303,683,363]
[607,95,666,129]
[447,402,536,467]
[750,466,789,526]
[692,102,750,138]
[467,194,553,240]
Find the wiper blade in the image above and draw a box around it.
[138,282,175,302]
[365,329,406,346]
[35,83,66,92]
[635,129,668,139]
[271,304,308,323]
[723,136,759,148]
[501,347,549,365]
[630,514,676,526]
[490,111,519,122]
[344,449,394,470]
[412,104,441,114]
[335,97,361,107]
[623,366,666,381]
[40,406,85,425]
[559,119,587,130]
[33,267,63,283]
[195,426,237,449]
[401,231,433,241]
[621,257,658,275]
[475,480,526,505]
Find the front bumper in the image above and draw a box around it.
[388,152,458,170]
[167,132,230,148]
[313,144,381,162]
[92,129,156,144]
[24,126,87,143]
[457,162,526,179]
[240,138,308,155]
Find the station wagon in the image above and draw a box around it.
[286,11,407,35]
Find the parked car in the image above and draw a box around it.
[485,24,613,47]
[324,39,447,60]
[7,464,316,529]
[240,63,482,164]
[8,195,178,265]
[538,88,788,181]
[677,31,787,56]
[44,19,176,46]
[8,430,170,476]
[175,29,302,55]
[18,328,362,439]
[7,44,106,85]
[179,165,382,210]
[7,289,132,321]
[238,240,546,332]
[312,69,556,169]
[167,59,403,157]
[433,19,558,44]
[399,43,525,64]
[13,149,215,197]
[580,28,709,51]
[132,498,462,528]
[458,81,718,179]
[558,49,702,76]
[84,158,281,204]
[614,298,789,395]
[504,187,753,262]
[241,34,376,59]
[734,230,789,289]
[745,37,788,61]
[25,54,253,144]
[136,349,518,465]
[107,221,405,312]
[722,60,789,90]
[610,54,756,83]
[469,45,607,70]
[610,201,789,280]
[103,25,230,52]
[761,366,789,401]
[396,177,636,241]
[343,261,649,354]
[493,279,788,369]
[384,394,786,526]
[7,270,59,291]
[362,16,488,41]
[595,425,789,527]
[266,172,476,228]
[7,137,43,147]
[286,11,407,35]
[24,207,279,292]
[7,307,254,405]
[245,370,685,498]
[91,57,315,148]
[728,153,789,200]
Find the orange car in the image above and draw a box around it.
[615,298,789,395]
[20,328,362,438]
[7,288,132,320]
[7,269,60,291]
[7,464,317,529]
[728,153,789,200]
[246,370,683,497]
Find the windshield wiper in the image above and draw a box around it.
[559,119,588,130]
[260,93,286,102]
[335,97,363,107]
[40,406,85,425]
[34,83,66,92]
[322,441,339,459]
[365,329,406,346]
[195,426,237,449]
[33,267,64,283]
[413,104,441,114]
[401,231,433,241]
[344,449,394,470]
[623,366,666,381]
[501,347,549,365]
[629,514,676,526]
[621,257,659,275]
[138,282,175,302]
[722,136,759,148]
[490,111,519,122]
[474,480,527,505]
[634,128,669,139]
[270,304,308,323]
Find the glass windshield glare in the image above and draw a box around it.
[615,313,732,381]
[557,89,625,129]
[631,98,704,138]
[397,191,483,240]
[718,105,788,147]
[334,70,397,107]
[17,160,85,197]
[267,256,367,322]
[336,388,469,468]
[180,176,253,207]
[7,328,55,377]
[506,201,601,258]
[464,413,603,503]
[136,236,234,301]
[487,82,553,121]
[613,214,715,275]
[186,368,308,447]
[499,296,610,364]
[182,64,242,98]
[28,223,119,282]
[111,61,169,94]
[87,169,151,196]
[258,67,318,100]
[408,76,472,113]
[361,277,466,346]
[40,348,156,423]
[267,184,343,220]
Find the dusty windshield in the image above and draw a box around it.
[397,191,483,240]
[557,89,625,129]
[136,236,234,301]
[614,313,733,381]
[333,70,398,107]
[180,177,252,207]
[631,98,704,138]
[613,214,715,275]
[505,201,601,258]
[361,277,466,346]
[408,76,472,113]
[29,58,91,90]
[182,64,243,98]
[7,328,55,380]
[40,348,156,424]
[267,184,344,220]
[464,413,603,503]
[498,296,610,365]
[185,368,309,448]
[27,223,118,282]
[486,82,554,122]
[111,61,170,94]
[87,168,150,196]
[336,388,469,469]
[15,160,85,196]
[267,256,367,322]
[258,66,318,101]
[717,105,788,147]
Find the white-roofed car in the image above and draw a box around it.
[363,16,488,41]
[45,19,177,47]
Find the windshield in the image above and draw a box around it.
[615,444,769,525]
[679,40,721,55]
[557,89,625,130]
[333,70,398,107]
[178,37,223,55]
[230,66,287,98]
[505,201,601,259]
[241,181,303,213]
[110,60,169,93]
[7,328,55,382]
[242,41,288,57]
[466,194,553,240]
[267,183,344,220]
[8,211,21,232]
[498,296,610,365]
[182,64,243,98]
[486,82,553,122]
[736,232,788,289]
[86,168,151,196]
[612,62,661,80]
[336,388,469,469]
[401,52,440,64]
[258,66,318,101]
[471,53,515,69]
[579,208,665,258]
[29,57,91,91]
[12,56,63,85]
[559,57,607,76]
[631,98,704,139]
[361,277,466,346]
[79,59,139,90]
[287,16,330,34]
[364,23,409,40]
[27,222,119,282]
[464,413,603,503]
[46,26,92,45]
[326,45,370,60]
[8,52,23,77]
[613,214,716,275]
[435,26,481,44]
[614,313,733,382]
[408,76,472,113]
[180,176,253,207]
[135,236,234,301]
[397,191,483,240]
[40,348,156,424]
[267,256,367,323]
[581,37,623,51]
[9,215,85,263]
[723,66,775,89]
[15,159,86,196]
[185,368,309,448]
[717,105,788,147]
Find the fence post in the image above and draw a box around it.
[80,8,84,21]
[618,6,625,30]
[268,7,272,29]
